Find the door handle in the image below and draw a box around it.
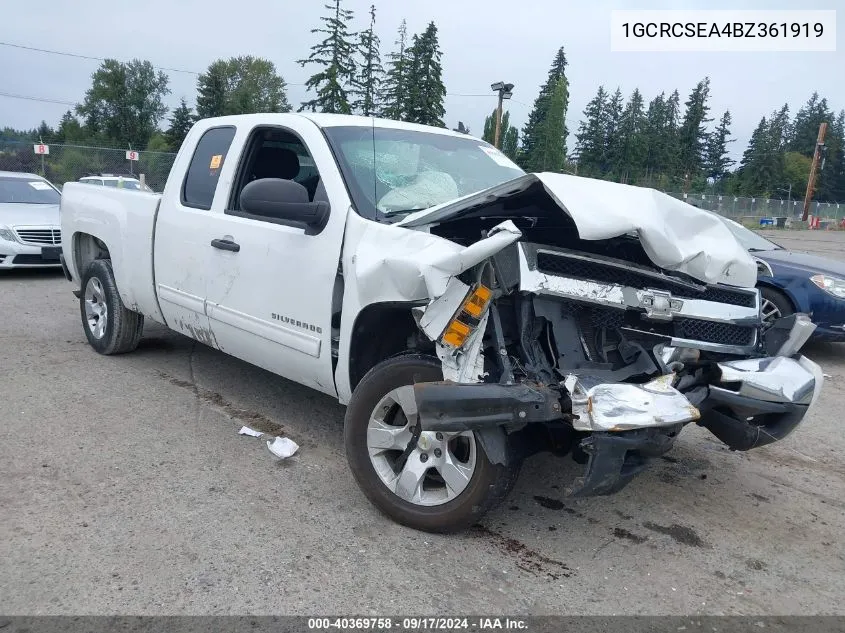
[211,238,240,253]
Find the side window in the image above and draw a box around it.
[182,126,236,210]
[229,127,322,211]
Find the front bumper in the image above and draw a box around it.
[0,239,62,268]
[415,352,823,497]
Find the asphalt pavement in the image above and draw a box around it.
[1,230,843,615]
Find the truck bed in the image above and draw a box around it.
[60,183,165,324]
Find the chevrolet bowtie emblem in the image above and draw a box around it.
[640,290,683,321]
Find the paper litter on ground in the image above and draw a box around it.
[238,425,264,437]
[267,436,299,459]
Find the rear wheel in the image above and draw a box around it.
[760,287,794,328]
[344,354,520,532]
[80,259,144,355]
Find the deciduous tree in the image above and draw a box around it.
[76,59,170,147]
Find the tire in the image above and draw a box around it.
[344,354,521,533]
[760,286,794,327]
[80,259,144,355]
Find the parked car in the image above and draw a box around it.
[0,171,63,269]
[60,113,823,532]
[79,174,154,192]
[718,216,845,342]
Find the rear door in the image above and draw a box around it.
[203,119,350,396]
[153,125,237,346]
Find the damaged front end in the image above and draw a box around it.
[400,175,823,499]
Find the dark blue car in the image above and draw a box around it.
[719,217,845,342]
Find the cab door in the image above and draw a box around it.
[154,125,237,345]
[203,119,350,396]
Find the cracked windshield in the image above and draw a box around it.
[325,126,524,220]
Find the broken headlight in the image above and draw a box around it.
[440,284,492,349]
[810,274,845,299]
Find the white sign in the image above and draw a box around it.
[610,10,836,52]
[126,150,139,161]
[33,144,49,155]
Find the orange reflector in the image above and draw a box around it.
[442,319,472,348]
[462,284,492,318]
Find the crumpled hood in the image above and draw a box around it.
[398,173,757,288]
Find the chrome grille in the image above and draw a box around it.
[536,251,757,308]
[14,227,61,246]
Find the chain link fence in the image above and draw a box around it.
[0,139,177,192]
[665,191,845,224]
[2,138,843,225]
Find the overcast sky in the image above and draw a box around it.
[1,0,840,159]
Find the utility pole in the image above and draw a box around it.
[802,121,828,221]
[490,81,514,149]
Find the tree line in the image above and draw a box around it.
[1,0,843,202]
[573,80,845,202]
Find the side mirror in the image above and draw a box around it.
[239,178,329,231]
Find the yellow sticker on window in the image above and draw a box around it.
[210,154,223,169]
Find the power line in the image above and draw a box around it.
[0,41,201,75]
[0,40,308,84]
[0,90,76,107]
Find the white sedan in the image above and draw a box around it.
[0,171,63,269]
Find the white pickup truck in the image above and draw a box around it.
[61,113,823,532]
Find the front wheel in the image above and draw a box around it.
[760,286,794,328]
[344,354,520,533]
[80,259,144,355]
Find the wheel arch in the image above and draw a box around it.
[346,302,434,395]
[756,279,800,313]
[72,232,112,283]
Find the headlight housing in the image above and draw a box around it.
[0,226,17,243]
[810,274,845,299]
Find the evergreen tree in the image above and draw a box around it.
[298,0,357,114]
[195,60,228,118]
[520,47,568,169]
[613,88,646,182]
[602,88,623,175]
[353,5,383,116]
[704,110,735,181]
[482,109,513,147]
[574,85,609,176]
[165,98,195,150]
[55,110,85,143]
[380,20,410,121]
[737,110,789,196]
[737,117,770,194]
[502,126,519,161]
[196,57,290,118]
[818,109,845,201]
[789,92,830,155]
[36,121,55,143]
[642,92,667,180]
[663,89,681,175]
[405,22,446,127]
[531,78,568,172]
[677,77,712,177]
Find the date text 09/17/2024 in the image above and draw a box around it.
[307,617,528,630]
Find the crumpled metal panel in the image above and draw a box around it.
[398,172,757,288]
[717,355,823,405]
[354,219,522,303]
[568,373,701,432]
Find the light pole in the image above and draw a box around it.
[490,81,514,149]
